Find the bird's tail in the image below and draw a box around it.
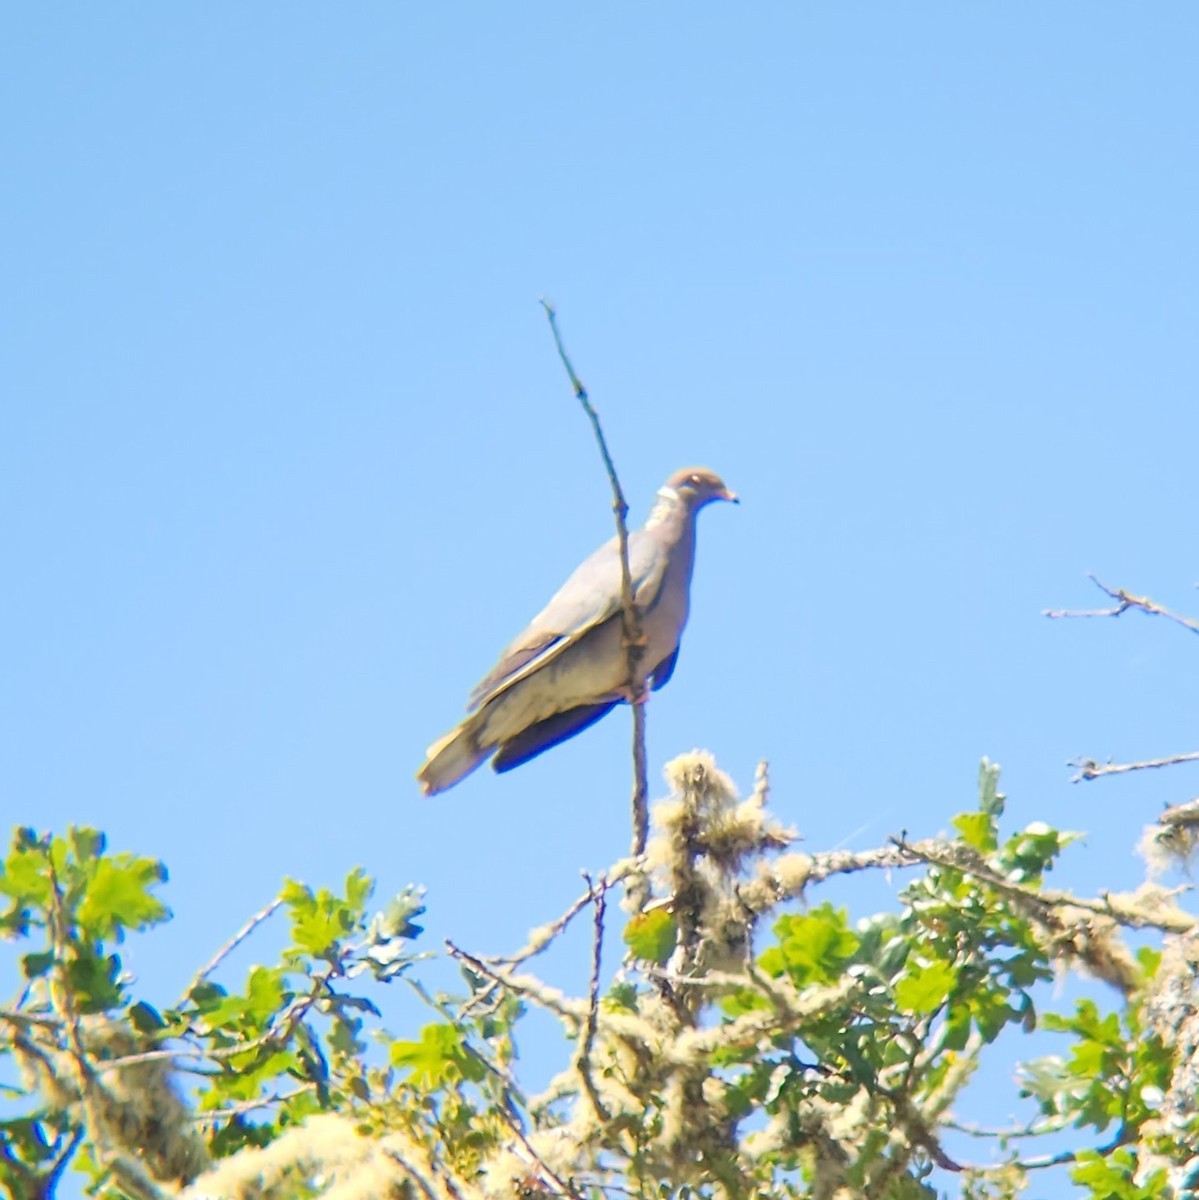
[416,718,491,797]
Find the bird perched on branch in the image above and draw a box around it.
[417,467,738,796]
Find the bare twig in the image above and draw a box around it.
[541,300,649,857]
[1011,1123,1131,1172]
[483,860,638,968]
[193,1085,317,1123]
[1044,574,1199,636]
[381,1145,444,1200]
[574,873,610,1123]
[945,1115,1072,1141]
[446,941,584,1025]
[181,896,284,1002]
[458,862,640,1019]
[1070,752,1199,783]
[0,1009,63,1029]
[497,1103,583,1200]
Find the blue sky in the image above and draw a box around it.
[3,4,1198,1191]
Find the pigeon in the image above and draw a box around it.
[417,467,737,795]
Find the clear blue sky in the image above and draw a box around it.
[3,5,1198,1192]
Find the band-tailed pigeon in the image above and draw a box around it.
[417,467,737,796]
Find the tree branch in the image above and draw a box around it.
[541,300,649,858]
[1069,751,1199,783]
[1044,573,1199,636]
[574,872,610,1123]
[180,896,283,1004]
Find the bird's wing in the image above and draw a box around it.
[491,700,620,774]
[649,645,681,691]
[466,527,670,712]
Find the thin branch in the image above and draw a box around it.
[446,941,584,1026]
[574,873,610,1123]
[459,863,640,1020]
[945,1115,1072,1141]
[0,1009,63,1029]
[181,896,283,1002]
[99,959,339,1074]
[381,1145,444,1200]
[1011,1122,1131,1172]
[496,1103,583,1200]
[1070,752,1199,783]
[894,837,1196,934]
[193,1084,317,1122]
[485,861,638,968]
[541,300,649,857]
[1044,573,1199,636]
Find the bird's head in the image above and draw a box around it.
[663,467,739,510]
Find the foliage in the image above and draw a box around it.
[3,756,1199,1199]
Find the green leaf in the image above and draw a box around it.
[344,867,374,913]
[77,855,170,940]
[604,981,640,1012]
[952,811,996,853]
[391,1022,482,1087]
[978,758,1005,819]
[66,946,123,1013]
[0,843,53,907]
[942,1003,971,1051]
[128,1001,166,1034]
[69,827,107,863]
[1136,945,1162,979]
[284,879,357,960]
[21,950,54,979]
[623,909,678,965]
[894,960,956,1015]
[201,965,285,1030]
[245,965,286,1021]
[766,904,860,985]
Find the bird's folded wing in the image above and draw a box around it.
[466,528,669,712]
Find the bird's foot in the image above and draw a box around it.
[618,682,651,706]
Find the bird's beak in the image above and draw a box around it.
[720,487,739,505]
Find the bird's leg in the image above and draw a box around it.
[617,680,652,705]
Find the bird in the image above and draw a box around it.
[416,467,738,796]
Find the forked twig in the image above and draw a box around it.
[1044,574,1199,636]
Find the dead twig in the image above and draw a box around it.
[1044,574,1199,636]
[541,300,649,859]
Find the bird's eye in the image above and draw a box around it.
[690,474,701,484]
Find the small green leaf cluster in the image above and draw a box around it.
[0,827,427,1198]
